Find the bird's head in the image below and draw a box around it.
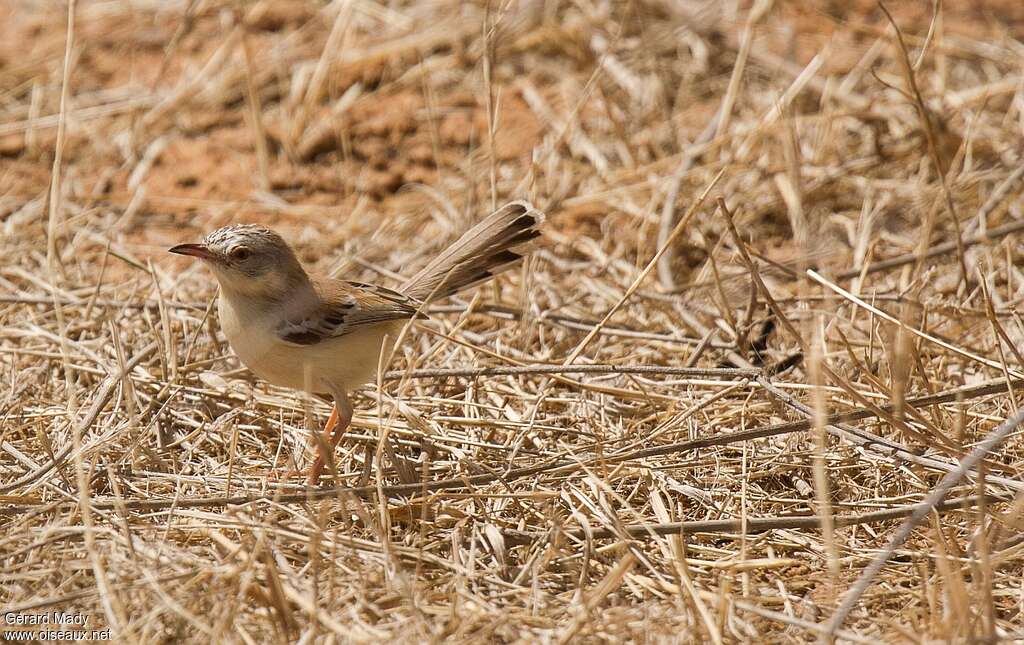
[169,224,308,301]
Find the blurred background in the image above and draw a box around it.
[4,1,1024,642]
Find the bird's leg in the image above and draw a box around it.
[307,389,353,485]
[266,401,339,483]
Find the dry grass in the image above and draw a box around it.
[3,0,1024,642]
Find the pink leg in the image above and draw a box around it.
[306,392,353,485]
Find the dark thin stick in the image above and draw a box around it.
[3,376,1018,514]
[429,303,728,348]
[758,377,1024,491]
[1,295,205,311]
[504,494,1004,544]
[6,295,729,348]
[723,197,959,452]
[825,406,1024,636]
[837,217,1024,280]
[383,364,760,381]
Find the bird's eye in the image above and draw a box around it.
[230,247,252,261]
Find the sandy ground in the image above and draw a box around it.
[4,0,1024,642]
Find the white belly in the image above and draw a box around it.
[217,294,400,394]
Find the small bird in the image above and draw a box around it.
[170,201,543,484]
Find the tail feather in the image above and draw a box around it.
[401,201,544,302]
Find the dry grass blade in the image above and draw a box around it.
[826,407,1024,636]
[4,1,1024,641]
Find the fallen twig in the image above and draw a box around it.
[825,406,1024,635]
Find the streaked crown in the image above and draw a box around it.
[204,224,289,256]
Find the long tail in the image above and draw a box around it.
[401,201,544,302]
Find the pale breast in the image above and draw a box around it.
[217,293,400,394]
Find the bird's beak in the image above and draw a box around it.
[168,243,218,261]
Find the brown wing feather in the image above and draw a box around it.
[275,201,543,345]
[276,277,423,346]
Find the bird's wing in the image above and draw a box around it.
[275,278,423,346]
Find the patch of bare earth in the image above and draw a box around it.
[3,0,1024,642]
